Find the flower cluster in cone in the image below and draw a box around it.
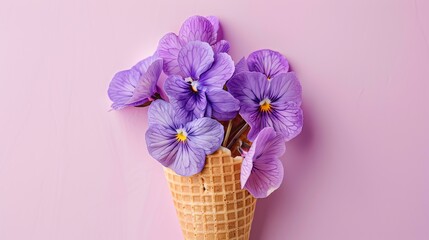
[108,15,303,198]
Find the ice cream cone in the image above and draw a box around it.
[164,147,257,240]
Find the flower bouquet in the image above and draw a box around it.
[108,15,303,240]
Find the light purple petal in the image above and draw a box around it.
[186,117,224,154]
[145,124,180,167]
[148,99,180,128]
[227,72,269,141]
[241,127,285,198]
[243,157,284,198]
[268,105,303,141]
[205,89,240,121]
[212,40,230,53]
[164,75,207,121]
[247,49,289,79]
[252,127,286,160]
[199,53,234,88]
[157,33,184,76]
[128,58,163,104]
[178,41,214,79]
[205,16,219,36]
[170,143,206,176]
[108,69,141,110]
[269,72,302,105]
[269,72,303,141]
[179,16,217,45]
[240,145,254,188]
[227,72,268,102]
[227,73,267,138]
[233,57,249,77]
[132,55,161,74]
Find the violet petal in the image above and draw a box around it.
[178,41,214,80]
[179,16,217,45]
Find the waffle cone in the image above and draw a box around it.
[164,147,257,240]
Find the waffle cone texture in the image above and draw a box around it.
[164,147,257,240]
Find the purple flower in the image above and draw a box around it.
[227,70,303,141]
[233,49,290,79]
[164,41,239,121]
[108,55,163,110]
[145,100,224,176]
[157,15,230,76]
[241,127,285,198]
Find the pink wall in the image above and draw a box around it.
[1,0,429,239]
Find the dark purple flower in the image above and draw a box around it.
[232,49,289,79]
[145,100,224,176]
[156,15,230,76]
[241,127,285,198]
[108,55,163,110]
[164,41,239,121]
[227,71,303,141]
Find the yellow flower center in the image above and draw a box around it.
[259,99,272,112]
[176,129,188,142]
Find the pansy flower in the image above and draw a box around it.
[164,41,239,121]
[108,55,163,110]
[157,15,230,76]
[227,69,303,141]
[241,127,285,198]
[233,49,290,79]
[145,100,224,176]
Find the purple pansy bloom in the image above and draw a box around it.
[156,15,230,76]
[108,55,163,110]
[227,70,303,141]
[233,49,290,79]
[145,100,224,176]
[241,127,285,198]
[164,41,239,121]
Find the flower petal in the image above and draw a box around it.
[268,105,303,141]
[128,58,163,104]
[241,127,285,198]
[269,72,302,105]
[205,89,240,121]
[170,143,206,176]
[179,16,217,45]
[212,40,230,53]
[232,57,249,77]
[186,117,224,154]
[252,127,286,160]
[243,157,284,198]
[132,55,160,74]
[107,69,141,110]
[199,53,234,88]
[247,49,289,79]
[164,75,207,121]
[227,72,268,104]
[227,72,269,132]
[178,41,214,79]
[157,33,184,76]
[145,124,180,168]
[147,99,180,128]
[205,16,219,36]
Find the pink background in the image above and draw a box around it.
[1,0,429,239]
